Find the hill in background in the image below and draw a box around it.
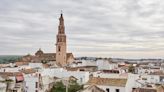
[0,55,22,64]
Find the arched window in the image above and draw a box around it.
[58,46,61,52]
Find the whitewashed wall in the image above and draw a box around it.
[41,68,90,84]
[0,83,6,92]
[97,60,118,70]
[24,75,39,92]
[29,63,43,69]
[93,72,127,79]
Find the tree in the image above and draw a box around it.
[128,65,135,73]
[51,81,66,92]
[68,81,83,92]
[51,81,83,92]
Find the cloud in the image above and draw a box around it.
[0,0,164,58]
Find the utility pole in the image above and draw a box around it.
[66,80,68,92]
[66,84,68,92]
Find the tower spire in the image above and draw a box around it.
[61,10,63,15]
[58,11,65,34]
[59,10,64,24]
[56,12,67,67]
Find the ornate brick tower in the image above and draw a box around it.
[56,13,67,66]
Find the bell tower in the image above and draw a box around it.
[56,13,67,66]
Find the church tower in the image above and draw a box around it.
[56,13,67,66]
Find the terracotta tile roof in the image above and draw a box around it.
[87,77,127,87]
[20,69,36,74]
[15,61,29,66]
[101,70,119,73]
[0,64,9,68]
[76,66,97,68]
[66,67,78,71]
[149,71,164,76]
[132,88,157,92]
[66,66,97,71]
[16,75,24,82]
[78,85,105,92]
[0,72,22,77]
[41,53,73,61]
[43,64,49,68]
[18,55,35,62]
[42,53,56,61]
[156,85,164,92]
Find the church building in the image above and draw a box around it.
[18,13,74,67]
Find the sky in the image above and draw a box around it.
[0,0,164,59]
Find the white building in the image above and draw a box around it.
[0,76,7,92]
[136,66,160,74]
[70,60,96,67]
[24,74,39,92]
[160,63,164,71]
[92,71,128,79]
[41,75,60,92]
[0,67,20,72]
[29,63,44,69]
[97,60,118,70]
[41,68,90,84]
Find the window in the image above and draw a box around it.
[106,88,110,92]
[13,90,17,92]
[35,82,38,88]
[58,46,61,52]
[116,89,119,92]
[80,69,84,71]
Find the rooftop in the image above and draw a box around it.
[87,77,127,87]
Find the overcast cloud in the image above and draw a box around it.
[0,0,164,58]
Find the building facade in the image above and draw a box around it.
[56,13,67,66]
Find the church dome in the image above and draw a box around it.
[35,48,44,56]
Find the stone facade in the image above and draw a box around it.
[56,13,67,66]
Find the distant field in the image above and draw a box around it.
[0,55,22,64]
